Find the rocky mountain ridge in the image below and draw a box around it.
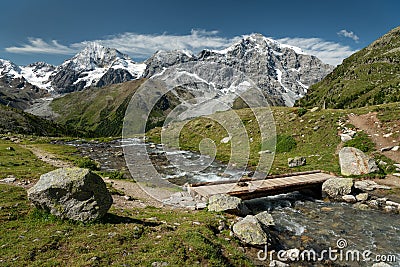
[1,34,334,106]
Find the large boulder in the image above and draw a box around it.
[208,194,249,215]
[339,147,379,176]
[232,215,269,245]
[322,178,354,199]
[27,168,113,222]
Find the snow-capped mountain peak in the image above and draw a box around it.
[213,33,306,56]
[0,59,22,79]
[49,42,146,93]
[61,42,132,72]
[20,62,55,90]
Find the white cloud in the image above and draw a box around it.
[90,29,242,58]
[277,37,358,65]
[5,38,76,54]
[337,29,360,42]
[5,30,357,65]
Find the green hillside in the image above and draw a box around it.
[50,80,146,137]
[0,104,71,136]
[297,26,400,108]
[50,79,184,137]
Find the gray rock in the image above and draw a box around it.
[376,198,388,205]
[269,260,289,267]
[355,180,391,191]
[151,262,169,267]
[322,178,354,199]
[391,145,399,151]
[208,194,249,216]
[255,211,275,227]
[339,147,379,176]
[232,215,269,245]
[353,203,370,211]
[368,200,379,208]
[340,134,352,142]
[342,195,357,203]
[0,176,16,183]
[384,205,396,213]
[371,262,392,267]
[288,157,306,168]
[378,160,388,166]
[386,200,400,208]
[27,168,112,222]
[356,193,369,202]
[380,146,393,152]
[6,146,15,151]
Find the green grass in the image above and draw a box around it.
[0,141,55,180]
[0,184,253,266]
[274,135,297,153]
[148,107,345,175]
[344,132,375,152]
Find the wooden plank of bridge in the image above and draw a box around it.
[188,171,336,200]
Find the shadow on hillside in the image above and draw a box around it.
[99,213,161,226]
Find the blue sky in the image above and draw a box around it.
[1,0,399,66]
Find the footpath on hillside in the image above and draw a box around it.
[347,112,400,189]
[20,145,163,209]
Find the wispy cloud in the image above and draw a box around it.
[5,30,356,65]
[337,29,359,42]
[5,38,76,54]
[92,30,242,58]
[277,37,358,65]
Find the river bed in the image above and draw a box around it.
[58,139,400,266]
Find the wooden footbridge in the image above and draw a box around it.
[188,170,335,200]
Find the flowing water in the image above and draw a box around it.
[60,139,400,266]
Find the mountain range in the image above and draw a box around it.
[0,34,333,107]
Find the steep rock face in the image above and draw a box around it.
[96,68,133,88]
[142,50,196,77]
[143,34,333,106]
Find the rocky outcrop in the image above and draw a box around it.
[232,215,269,245]
[322,178,354,199]
[339,147,379,176]
[27,168,112,222]
[207,194,249,215]
[143,50,195,77]
[96,68,133,88]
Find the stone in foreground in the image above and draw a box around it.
[232,215,269,245]
[255,211,275,227]
[339,147,378,176]
[27,168,112,222]
[322,178,353,199]
[208,194,249,215]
